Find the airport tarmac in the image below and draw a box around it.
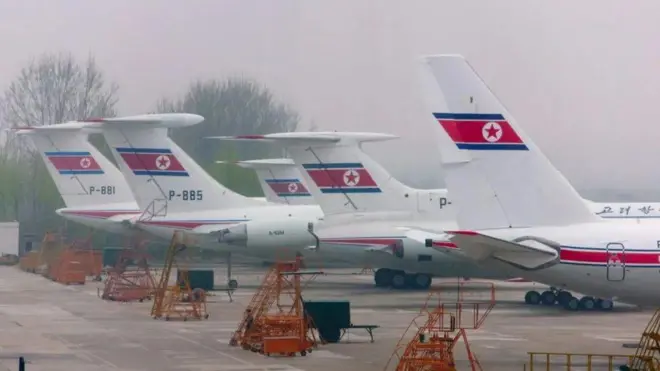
[0,264,651,371]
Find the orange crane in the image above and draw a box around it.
[151,232,208,321]
[229,257,320,356]
[384,281,495,371]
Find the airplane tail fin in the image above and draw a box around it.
[86,114,264,216]
[208,132,417,216]
[15,122,136,209]
[419,55,599,230]
[217,158,314,205]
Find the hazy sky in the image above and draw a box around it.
[1,0,659,190]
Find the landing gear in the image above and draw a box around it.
[524,290,541,305]
[226,252,238,290]
[374,269,390,287]
[391,272,406,289]
[524,288,613,311]
[373,269,433,290]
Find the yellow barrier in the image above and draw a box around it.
[526,352,634,371]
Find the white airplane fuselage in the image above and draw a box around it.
[56,203,141,235]
[451,219,660,306]
[134,204,324,257]
[309,214,515,279]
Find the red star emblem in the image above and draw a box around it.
[157,156,170,168]
[345,171,358,185]
[485,124,500,139]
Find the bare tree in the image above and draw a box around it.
[0,52,119,240]
[0,52,118,157]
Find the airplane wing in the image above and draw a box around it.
[399,227,559,270]
[447,230,560,271]
[397,227,458,250]
[319,237,405,256]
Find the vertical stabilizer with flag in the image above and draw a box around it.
[219,158,314,205]
[208,132,420,217]
[419,55,599,230]
[89,114,266,217]
[15,123,137,209]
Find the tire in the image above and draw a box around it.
[579,296,596,311]
[599,299,614,311]
[524,291,541,305]
[374,269,392,287]
[540,291,556,306]
[414,274,432,289]
[557,291,573,306]
[391,272,406,289]
[228,279,238,290]
[564,297,579,311]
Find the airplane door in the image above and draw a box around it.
[605,243,625,281]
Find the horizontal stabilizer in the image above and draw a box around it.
[447,231,560,270]
[13,122,102,134]
[83,113,204,129]
[207,131,399,146]
[216,158,295,169]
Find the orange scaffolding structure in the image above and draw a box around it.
[101,249,155,302]
[151,232,208,321]
[384,281,496,371]
[47,233,101,285]
[229,256,320,356]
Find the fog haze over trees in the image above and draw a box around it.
[0,51,300,242]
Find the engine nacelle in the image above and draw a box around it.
[217,218,317,250]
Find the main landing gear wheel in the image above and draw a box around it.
[391,272,407,289]
[579,296,596,310]
[374,269,432,290]
[563,297,580,311]
[413,274,432,290]
[540,290,556,305]
[374,269,392,287]
[228,279,238,290]
[556,291,573,306]
[524,291,541,305]
[596,298,614,311]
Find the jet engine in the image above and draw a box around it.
[217,218,318,250]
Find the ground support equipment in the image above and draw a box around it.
[229,257,321,357]
[151,232,208,321]
[101,249,155,302]
[384,281,495,371]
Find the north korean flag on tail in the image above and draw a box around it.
[434,113,528,151]
[45,151,104,175]
[302,162,381,194]
[115,147,189,177]
[265,179,311,197]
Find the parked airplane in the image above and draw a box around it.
[16,123,270,234]
[90,113,508,289]
[78,114,324,286]
[14,123,141,234]
[412,53,660,310]
[209,132,522,288]
[216,159,314,205]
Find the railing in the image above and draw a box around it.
[525,352,635,371]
